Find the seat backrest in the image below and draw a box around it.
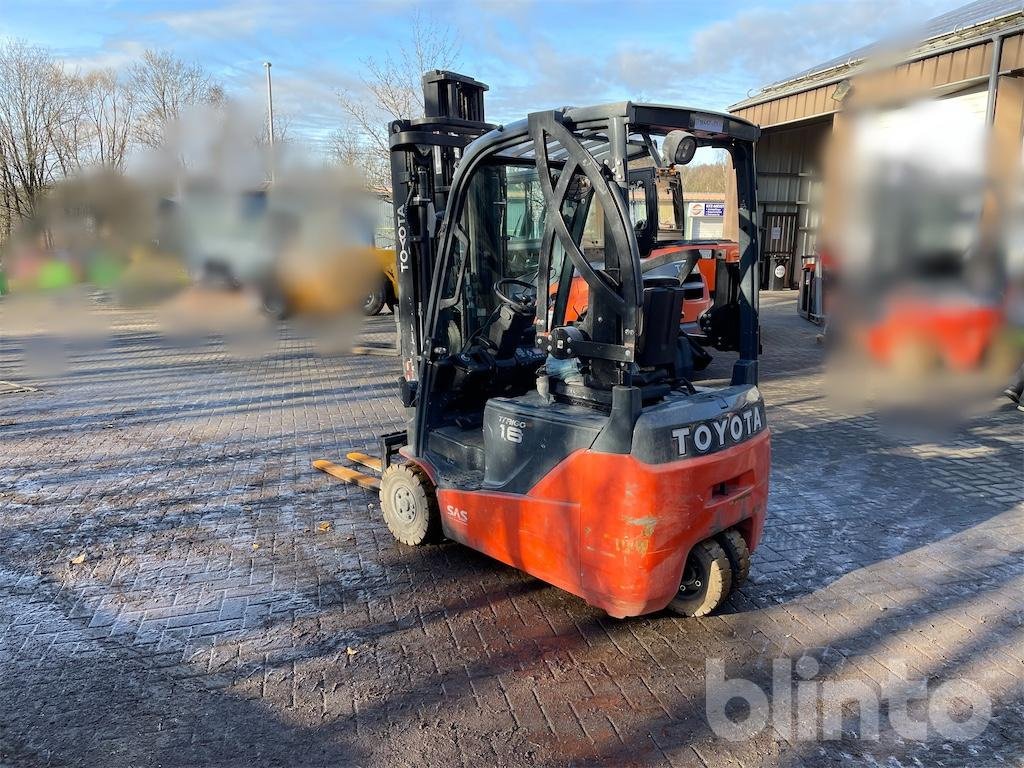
[636,280,685,369]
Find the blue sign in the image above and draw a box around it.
[703,202,725,217]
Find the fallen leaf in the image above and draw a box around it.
[346,647,358,656]
[70,553,86,565]
[251,543,260,551]
[317,521,333,533]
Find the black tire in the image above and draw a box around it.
[261,286,290,320]
[716,528,751,593]
[379,464,441,545]
[363,281,386,316]
[668,539,733,617]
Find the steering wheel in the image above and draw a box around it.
[494,278,537,316]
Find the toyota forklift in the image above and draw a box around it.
[316,71,769,618]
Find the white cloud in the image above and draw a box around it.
[455,0,966,119]
[150,0,304,38]
[59,39,147,72]
[611,0,962,100]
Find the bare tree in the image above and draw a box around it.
[127,49,221,147]
[328,127,389,191]
[0,45,224,247]
[49,73,91,178]
[335,12,460,192]
[80,69,135,170]
[0,40,81,238]
[678,161,730,194]
[252,111,291,148]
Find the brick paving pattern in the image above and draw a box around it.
[0,295,1021,767]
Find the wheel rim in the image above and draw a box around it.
[679,559,705,598]
[392,486,416,524]
[364,293,376,310]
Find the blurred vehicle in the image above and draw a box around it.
[116,246,192,307]
[167,177,386,320]
[844,161,1010,375]
[176,187,277,288]
[820,93,1021,425]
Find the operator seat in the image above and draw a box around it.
[635,277,685,385]
[487,302,535,358]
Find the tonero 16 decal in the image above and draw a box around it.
[671,404,765,457]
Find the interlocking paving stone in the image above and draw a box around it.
[0,296,1021,767]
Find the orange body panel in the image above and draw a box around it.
[647,244,713,325]
[863,300,1003,370]
[430,430,770,618]
[695,242,739,295]
[561,276,590,323]
[682,293,710,325]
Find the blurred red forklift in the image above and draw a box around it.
[837,162,1011,375]
[316,72,769,618]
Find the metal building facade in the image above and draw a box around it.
[751,120,830,287]
[729,1,1024,289]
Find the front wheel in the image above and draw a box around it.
[667,539,733,617]
[379,464,441,545]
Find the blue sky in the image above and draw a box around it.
[2,0,966,154]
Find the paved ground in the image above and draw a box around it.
[0,294,1021,767]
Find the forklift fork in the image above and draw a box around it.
[312,430,408,492]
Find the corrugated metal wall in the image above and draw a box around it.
[733,82,841,129]
[733,34,1013,129]
[755,120,831,284]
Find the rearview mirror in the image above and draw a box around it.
[662,130,697,166]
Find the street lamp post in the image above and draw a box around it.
[263,61,275,148]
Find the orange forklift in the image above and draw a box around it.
[317,72,770,618]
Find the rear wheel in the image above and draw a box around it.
[668,539,732,617]
[363,281,386,316]
[261,286,290,320]
[379,464,440,545]
[716,528,751,593]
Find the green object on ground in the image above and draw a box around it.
[87,255,123,288]
[37,260,77,291]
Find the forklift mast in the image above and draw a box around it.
[388,71,493,408]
